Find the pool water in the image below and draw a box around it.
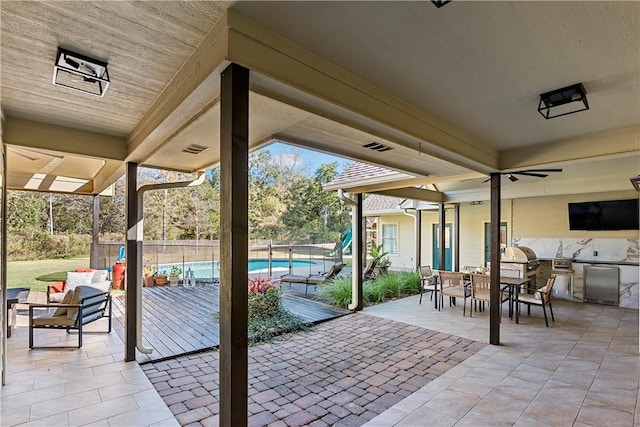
[158,259,315,278]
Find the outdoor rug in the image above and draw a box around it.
[141,313,485,426]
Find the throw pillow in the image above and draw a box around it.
[54,290,74,316]
[65,272,94,291]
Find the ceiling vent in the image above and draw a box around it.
[182,144,209,155]
[362,142,392,153]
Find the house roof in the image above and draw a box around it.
[363,194,405,214]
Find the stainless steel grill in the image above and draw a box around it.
[500,246,540,281]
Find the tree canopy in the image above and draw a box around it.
[7,149,351,259]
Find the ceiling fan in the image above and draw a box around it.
[484,169,563,182]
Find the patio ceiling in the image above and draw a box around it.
[1,1,638,197]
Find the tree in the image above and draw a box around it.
[281,162,350,241]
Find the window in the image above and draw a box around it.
[381,223,398,254]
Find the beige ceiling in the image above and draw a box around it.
[1,1,638,198]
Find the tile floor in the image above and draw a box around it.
[1,298,178,427]
[363,295,640,426]
[2,292,638,426]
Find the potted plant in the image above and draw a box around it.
[169,266,182,286]
[155,270,168,286]
[143,265,156,287]
[370,244,391,274]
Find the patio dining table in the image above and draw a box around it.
[499,276,532,324]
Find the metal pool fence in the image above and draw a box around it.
[95,239,344,282]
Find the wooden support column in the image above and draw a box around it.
[219,63,249,427]
[438,203,446,270]
[454,204,460,272]
[90,195,100,269]
[125,162,138,361]
[415,209,422,270]
[490,173,501,345]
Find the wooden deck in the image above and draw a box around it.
[111,283,350,362]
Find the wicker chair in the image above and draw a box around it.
[517,275,557,327]
[418,266,436,305]
[437,271,470,316]
[470,273,510,318]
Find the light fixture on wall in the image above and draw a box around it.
[53,48,110,97]
[538,83,588,119]
[631,175,640,192]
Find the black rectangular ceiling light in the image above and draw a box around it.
[432,0,452,8]
[538,83,589,119]
[53,48,110,97]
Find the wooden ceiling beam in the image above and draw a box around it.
[3,117,127,161]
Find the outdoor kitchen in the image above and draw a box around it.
[511,237,639,309]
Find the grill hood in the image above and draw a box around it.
[502,246,537,263]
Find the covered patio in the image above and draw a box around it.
[1,2,639,425]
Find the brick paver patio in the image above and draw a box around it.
[141,313,485,426]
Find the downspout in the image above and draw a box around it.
[403,208,420,270]
[338,190,361,311]
[134,173,205,355]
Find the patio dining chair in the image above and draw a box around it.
[437,271,470,316]
[418,265,436,305]
[517,275,557,327]
[469,273,510,318]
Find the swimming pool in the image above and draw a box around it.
[158,259,316,278]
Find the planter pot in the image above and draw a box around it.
[169,276,180,286]
[155,276,168,286]
[143,275,155,287]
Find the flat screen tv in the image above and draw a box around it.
[568,199,639,231]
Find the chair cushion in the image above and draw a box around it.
[32,314,76,327]
[53,290,75,316]
[48,292,67,303]
[534,286,547,299]
[88,281,111,293]
[518,294,543,305]
[65,271,94,291]
[91,270,108,283]
[67,286,106,321]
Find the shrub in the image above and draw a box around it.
[319,271,422,308]
[317,276,352,308]
[396,270,421,295]
[246,277,306,344]
[363,281,386,304]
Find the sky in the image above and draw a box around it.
[261,141,350,174]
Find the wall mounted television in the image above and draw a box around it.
[568,199,639,231]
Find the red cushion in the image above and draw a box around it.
[50,281,66,293]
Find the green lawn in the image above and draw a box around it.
[7,257,91,292]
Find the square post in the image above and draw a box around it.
[490,173,501,345]
[219,62,249,427]
[438,203,446,270]
[415,209,422,270]
[90,195,100,269]
[351,193,364,311]
[454,204,460,272]
[125,162,138,361]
